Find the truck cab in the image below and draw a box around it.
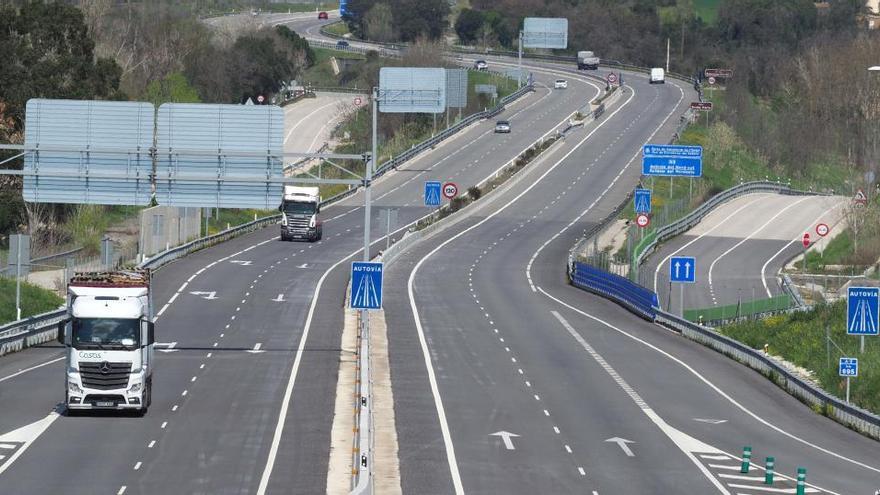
[58,271,154,414]
[577,51,599,70]
[650,68,665,84]
[280,185,323,242]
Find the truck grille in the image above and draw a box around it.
[79,362,132,390]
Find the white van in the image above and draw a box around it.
[650,68,665,84]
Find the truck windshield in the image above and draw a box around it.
[283,201,316,215]
[73,318,140,350]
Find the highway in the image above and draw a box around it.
[383,68,880,494]
[0,59,602,493]
[284,92,360,157]
[644,192,846,313]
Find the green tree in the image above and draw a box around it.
[275,25,316,67]
[143,72,202,107]
[364,3,397,42]
[455,8,485,45]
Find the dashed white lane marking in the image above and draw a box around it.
[553,427,560,434]
[565,445,572,453]
[117,487,126,495]
[191,376,197,382]
[578,467,586,476]
[148,440,156,448]
[133,462,142,471]
[161,422,168,429]
[172,405,178,412]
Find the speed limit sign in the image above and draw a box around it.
[442,182,458,199]
[708,77,716,85]
[816,223,830,237]
[635,213,650,228]
[257,95,265,103]
[607,73,618,85]
[354,96,363,106]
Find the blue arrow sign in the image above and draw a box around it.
[839,357,858,377]
[425,181,442,206]
[350,262,383,310]
[642,145,703,177]
[670,256,696,283]
[634,188,652,213]
[847,287,879,335]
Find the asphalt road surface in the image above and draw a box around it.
[644,193,846,314]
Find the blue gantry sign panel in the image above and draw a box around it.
[669,256,696,283]
[839,357,858,377]
[154,103,284,209]
[847,287,879,336]
[351,262,383,310]
[642,144,703,177]
[23,99,154,205]
[425,181,442,206]
[634,188,652,213]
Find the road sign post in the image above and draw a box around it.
[670,256,696,316]
[350,262,383,310]
[847,287,879,353]
[839,357,858,403]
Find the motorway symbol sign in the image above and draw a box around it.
[839,357,858,377]
[708,77,716,85]
[670,256,696,283]
[424,181,442,206]
[690,101,713,111]
[350,262,383,310]
[847,287,879,335]
[802,233,810,249]
[442,182,459,199]
[635,213,650,228]
[854,188,868,206]
[642,145,703,177]
[605,437,635,457]
[634,188,651,213]
[354,96,363,106]
[816,223,830,237]
[490,431,519,450]
[607,72,618,84]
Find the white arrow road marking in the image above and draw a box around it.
[298,263,308,269]
[247,343,265,354]
[189,291,217,300]
[272,294,285,302]
[693,418,727,425]
[229,260,252,266]
[0,412,60,475]
[605,437,635,457]
[155,342,178,353]
[489,431,520,450]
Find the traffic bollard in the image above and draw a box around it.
[796,467,806,495]
[765,456,775,485]
[740,446,751,473]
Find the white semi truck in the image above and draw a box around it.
[280,185,323,241]
[57,270,154,414]
[577,51,600,70]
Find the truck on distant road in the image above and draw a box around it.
[280,185,323,242]
[58,270,154,415]
[577,51,600,70]
[650,68,665,84]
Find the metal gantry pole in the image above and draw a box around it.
[15,233,22,321]
[517,31,523,89]
[365,88,376,263]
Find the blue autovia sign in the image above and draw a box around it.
[847,287,879,335]
[839,357,858,377]
[339,0,349,16]
[350,262,383,310]
[669,256,696,283]
[642,144,703,177]
[634,188,651,213]
[425,181,442,207]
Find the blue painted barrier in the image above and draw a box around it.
[570,261,659,320]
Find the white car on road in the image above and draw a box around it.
[474,60,488,71]
[494,120,511,133]
[554,79,568,89]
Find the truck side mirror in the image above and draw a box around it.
[147,321,155,345]
[57,320,67,345]
[278,205,283,212]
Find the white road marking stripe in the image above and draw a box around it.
[148,440,156,448]
[717,473,766,481]
[117,487,126,495]
[701,454,733,460]
[0,357,64,383]
[133,462,142,471]
[727,484,817,493]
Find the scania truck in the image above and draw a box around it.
[577,51,600,70]
[58,270,154,414]
[280,185,323,241]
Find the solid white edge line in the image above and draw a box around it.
[536,286,880,477]
[706,196,813,291]
[406,78,634,495]
[0,356,65,383]
[760,200,846,297]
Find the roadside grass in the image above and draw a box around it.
[302,47,367,89]
[324,21,350,37]
[721,301,880,415]
[0,277,64,325]
[804,229,859,271]
[205,209,275,236]
[67,205,140,256]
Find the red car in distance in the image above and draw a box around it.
[318,11,328,20]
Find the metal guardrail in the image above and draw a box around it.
[0,245,85,276]
[350,310,372,495]
[655,309,880,441]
